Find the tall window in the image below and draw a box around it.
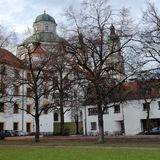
[27,88,32,97]
[13,103,19,114]
[158,101,160,110]
[0,102,4,112]
[13,122,18,130]
[14,69,19,79]
[91,122,97,130]
[45,25,49,31]
[54,112,59,121]
[27,72,31,80]
[0,122,4,131]
[14,85,19,95]
[143,102,150,111]
[88,108,97,116]
[26,105,31,114]
[26,122,31,133]
[103,107,109,114]
[0,82,6,95]
[114,105,120,113]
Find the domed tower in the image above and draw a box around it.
[23,11,59,45]
[33,11,57,35]
[17,11,59,59]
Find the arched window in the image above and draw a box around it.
[54,112,58,121]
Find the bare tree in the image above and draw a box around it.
[16,43,57,142]
[50,40,81,135]
[137,75,156,133]
[0,24,17,51]
[63,0,137,142]
[139,1,160,133]
[69,82,85,135]
[140,1,160,70]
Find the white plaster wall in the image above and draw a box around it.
[123,100,142,135]
[83,98,160,135]
[84,105,124,135]
[103,106,123,134]
[39,112,53,132]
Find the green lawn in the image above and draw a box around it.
[0,147,160,160]
[1,138,160,148]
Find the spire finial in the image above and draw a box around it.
[44,10,46,14]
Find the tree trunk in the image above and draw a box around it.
[60,105,64,135]
[75,115,79,135]
[35,115,40,142]
[146,106,150,133]
[59,71,65,135]
[35,98,40,142]
[95,84,104,143]
[97,104,104,143]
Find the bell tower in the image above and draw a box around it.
[108,24,125,77]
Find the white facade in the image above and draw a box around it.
[83,98,160,135]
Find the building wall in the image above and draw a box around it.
[83,98,160,135]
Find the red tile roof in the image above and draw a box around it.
[0,48,23,68]
[84,79,160,105]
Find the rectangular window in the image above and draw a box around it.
[0,82,6,95]
[27,72,31,80]
[13,122,18,130]
[26,105,31,114]
[0,102,4,112]
[14,85,19,95]
[91,122,97,130]
[0,122,4,131]
[158,101,160,110]
[13,103,19,114]
[114,105,120,113]
[14,69,19,79]
[143,102,150,111]
[54,112,59,121]
[45,25,49,31]
[26,122,31,133]
[103,107,109,114]
[88,108,97,116]
[27,88,32,97]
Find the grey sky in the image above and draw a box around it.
[0,0,159,34]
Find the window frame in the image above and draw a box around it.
[88,108,98,116]
[143,102,150,111]
[26,105,31,114]
[13,103,19,114]
[13,122,19,130]
[91,122,97,130]
[0,102,4,113]
[114,105,120,114]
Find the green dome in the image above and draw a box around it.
[34,11,56,24]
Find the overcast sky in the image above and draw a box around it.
[0,0,159,35]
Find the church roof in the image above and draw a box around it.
[34,11,56,24]
[23,32,59,44]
